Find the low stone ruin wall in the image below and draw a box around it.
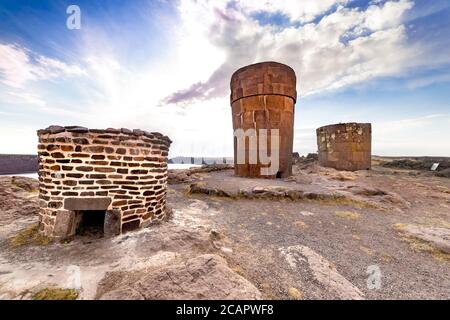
[316,123,371,171]
[37,125,171,238]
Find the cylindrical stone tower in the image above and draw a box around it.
[37,125,171,238]
[316,123,372,171]
[230,61,297,178]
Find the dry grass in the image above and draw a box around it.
[293,220,307,228]
[405,237,450,263]
[230,265,244,275]
[9,224,52,247]
[381,252,395,263]
[288,287,303,300]
[33,288,78,300]
[313,195,378,209]
[359,245,374,256]
[418,218,450,229]
[394,223,450,263]
[10,178,38,193]
[335,210,360,220]
[189,182,381,212]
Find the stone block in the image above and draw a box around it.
[53,210,75,237]
[64,197,112,211]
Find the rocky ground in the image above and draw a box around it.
[0,159,449,300]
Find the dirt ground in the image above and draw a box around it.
[0,160,449,300]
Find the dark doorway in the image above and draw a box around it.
[76,210,106,237]
[276,171,282,179]
[122,220,140,234]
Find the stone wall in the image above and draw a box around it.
[37,125,171,238]
[230,61,297,178]
[316,123,371,171]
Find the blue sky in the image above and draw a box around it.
[1,0,449,157]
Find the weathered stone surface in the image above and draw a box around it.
[436,169,450,178]
[279,245,365,300]
[168,164,233,184]
[0,176,39,227]
[188,170,341,201]
[231,61,297,103]
[10,176,38,192]
[316,123,371,171]
[64,197,111,211]
[38,125,171,145]
[66,126,89,133]
[99,287,144,300]
[98,254,261,300]
[53,210,75,237]
[104,210,121,237]
[396,224,450,254]
[230,62,296,179]
[37,126,172,238]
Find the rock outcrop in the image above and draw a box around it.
[0,176,38,227]
[98,254,261,300]
[168,164,233,184]
[395,224,450,254]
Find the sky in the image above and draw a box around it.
[0,0,450,157]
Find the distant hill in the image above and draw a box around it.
[169,157,233,165]
[0,154,38,174]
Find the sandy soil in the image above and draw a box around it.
[169,163,450,299]
[0,162,449,299]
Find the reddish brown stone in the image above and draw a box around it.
[61,145,74,152]
[94,167,115,173]
[77,166,94,172]
[316,123,371,171]
[230,62,296,178]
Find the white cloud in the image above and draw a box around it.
[1,0,449,157]
[5,91,46,107]
[376,113,448,133]
[374,114,450,156]
[0,43,86,88]
[363,0,414,30]
[0,44,36,88]
[405,73,450,89]
[238,0,351,23]
[0,124,38,154]
[164,0,416,104]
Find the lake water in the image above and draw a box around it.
[1,164,201,179]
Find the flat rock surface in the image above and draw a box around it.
[169,161,450,299]
[191,169,334,197]
[396,224,450,254]
[0,177,39,235]
[1,160,450,299]
[98,254,261,300]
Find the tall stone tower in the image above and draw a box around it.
[230,62,297,178]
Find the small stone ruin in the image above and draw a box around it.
[316,123,372,171]
[37,125,171,238]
